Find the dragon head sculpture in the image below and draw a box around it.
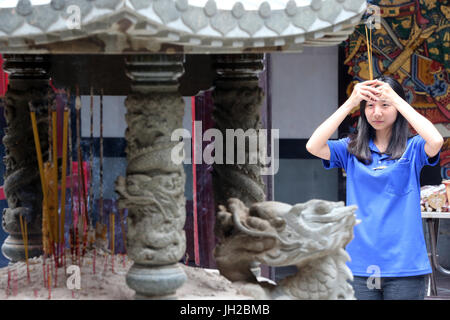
[214,198,359,299]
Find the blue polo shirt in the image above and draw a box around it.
[323,134,439,277]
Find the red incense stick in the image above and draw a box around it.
[6,268,10,298]
[93,248,96,274]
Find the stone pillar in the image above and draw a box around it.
[211,54,266,210]
[115,54,187,299]
[1,55,51,262]
[211,54,267,277]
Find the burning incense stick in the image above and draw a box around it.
[51,105,59,253]
[75,87,82,265]
[53,254,58,287]
[47,263,51,299]
[44,162,56,255]
[77,117,89,258]
[79,152,89,258]
[29,102,51,256]
[29,102,47,200]
[365,25,374,80]
[47,90,53,257]
[7,268,10,298]
[24,220,29,282]
[60,105,69,253]
[119,209,127,268]
[42,256,46,288]
[74,87,88,258]
[110,213,115,273]
[93,248,96,274]
[103,248,108,274]
[99,89,104,223]
[68,93,74,265]
[13,269,17,296]
[89,86,94,226]
[19,214,30,283]
[119,209,127,254]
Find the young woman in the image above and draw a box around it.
[306,75,444,300]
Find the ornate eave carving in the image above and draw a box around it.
[0,0,366,54]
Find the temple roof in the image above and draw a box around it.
[0,0,367,54]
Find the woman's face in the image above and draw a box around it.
[364,99,398,132]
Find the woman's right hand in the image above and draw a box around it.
[347,80,381,108]
[307,80,381,159]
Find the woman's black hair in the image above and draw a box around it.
[347,75,412,164]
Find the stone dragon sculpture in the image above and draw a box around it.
[214,198,359,300]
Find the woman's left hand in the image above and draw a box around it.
[373,79,402,107]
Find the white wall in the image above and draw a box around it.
[81,95,127,138]
[80,46,339,140]
[271,46,339,139]
[81,96,192,138]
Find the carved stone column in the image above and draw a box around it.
[212,54,266,211]
[115,54,187,299]
[211,54,267,277]
[1,55,51,262]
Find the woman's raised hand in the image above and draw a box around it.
[372,79,402,107]
[347,80,381,108]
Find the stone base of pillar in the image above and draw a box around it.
[126,263,187,299]
[1,233,42,263]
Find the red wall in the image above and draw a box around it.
[0,55,8,97]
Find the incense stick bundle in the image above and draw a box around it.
[365,25,374,80]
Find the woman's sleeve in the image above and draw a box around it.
[322,137,350,171]
[413,135,440,169]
